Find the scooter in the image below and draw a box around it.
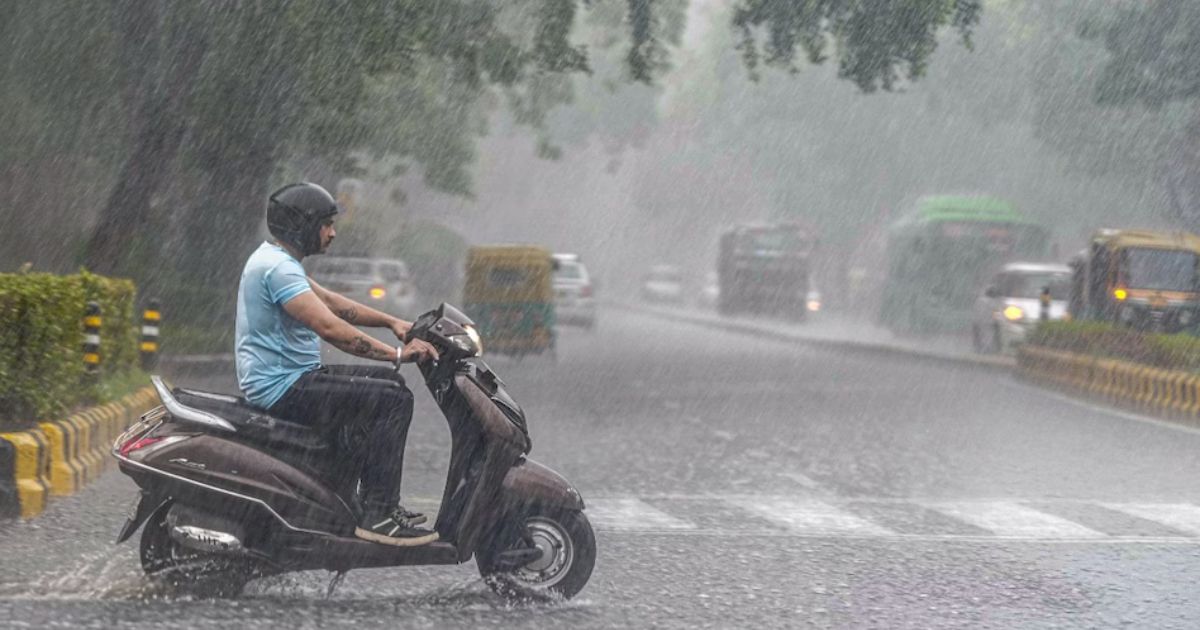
[112,303,595,600]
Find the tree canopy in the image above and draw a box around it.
[0,0,982,324]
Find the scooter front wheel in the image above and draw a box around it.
[477,508,596,601]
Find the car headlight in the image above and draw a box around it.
[1002,305,1024,322]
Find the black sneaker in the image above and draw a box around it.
[355,508,439,547]
[394,505,427,526]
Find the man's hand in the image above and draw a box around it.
[399,339,439,364]
[390,320,413,343]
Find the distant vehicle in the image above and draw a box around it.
[717,223,815,320]
[805,287,822,315]
[1068,229,1200,333]
[553,253,596,329]
[305,256,420,317]
[698,271,720,309]
[641,264,686,304]
[971,262,1070,353]
[880,195,1052,334]
[463,245,556,358]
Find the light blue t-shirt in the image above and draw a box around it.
[235,242,321,409]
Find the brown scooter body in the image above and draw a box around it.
[113,304,594,599]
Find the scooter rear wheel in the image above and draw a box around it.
[139,503,256,597]
[477,508,596,601]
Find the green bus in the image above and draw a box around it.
[879,195,1051,334]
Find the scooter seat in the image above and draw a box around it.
[172,387,328,453]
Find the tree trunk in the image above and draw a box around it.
[83,8,208,276]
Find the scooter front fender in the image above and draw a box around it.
[501,457,584,512]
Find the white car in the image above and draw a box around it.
[641,265,685,304]
[553,253,596,329]
[306,256,420,318]
[971,262,1070,353]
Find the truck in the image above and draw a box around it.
[717,223,815,319]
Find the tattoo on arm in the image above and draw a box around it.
[337,307,358,323]
[338,334,392,361]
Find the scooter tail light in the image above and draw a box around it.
[120,435,188,461]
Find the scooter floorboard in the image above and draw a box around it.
[304,538,461,572]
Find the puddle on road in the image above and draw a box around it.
[0,555,597,621]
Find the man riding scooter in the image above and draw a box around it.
[236,182,439,546]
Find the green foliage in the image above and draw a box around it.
[0,273,85,422]
[1,0,986,302]
[1080,0,1200,230]
[732,0,981,91]
[1026,320,1200,373]
[0,271,140,424]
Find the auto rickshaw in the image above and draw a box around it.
[1068,229,1200,332]
[463,245,556,357]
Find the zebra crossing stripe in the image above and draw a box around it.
[927,501,1104,539]
[1102,503,1200,535]
[727,497,894,536]
[587,498,696,531]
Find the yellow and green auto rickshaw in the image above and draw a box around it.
[1068,229,1200,332]
[463,245,556,357]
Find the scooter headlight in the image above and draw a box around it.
[449,325,483,357]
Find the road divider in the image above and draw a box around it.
[1017,345,1200,423]
[0,387,158,519]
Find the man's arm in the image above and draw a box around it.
[283,291,398,362]
[308,278,409,331]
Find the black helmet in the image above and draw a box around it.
[266,182,341,256]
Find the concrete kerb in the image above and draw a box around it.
[1017,345,1200,428]
[0,386,158,520]
[615,302,1016,376]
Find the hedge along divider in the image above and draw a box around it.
[0,271,139,427]
[0,270,149,518]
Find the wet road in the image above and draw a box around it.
[4,307,1200,628]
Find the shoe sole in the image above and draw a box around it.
[354,527,440,547]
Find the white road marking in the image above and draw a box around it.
[727,497,894,536]
[926,501,1104,539]
[586,498,696,531]
[422,492,1200,543]
[1102,503,1200,535]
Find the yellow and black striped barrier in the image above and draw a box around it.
[0,386,158,519]
[1018,345,1200,423]
[140,299,160,370]
[83,300,101,380]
